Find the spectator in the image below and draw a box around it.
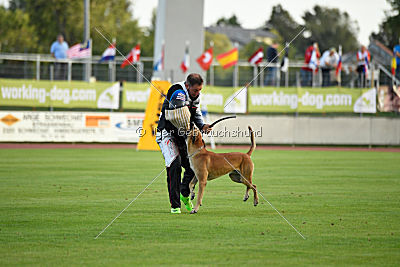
[356,45,370,88]
[394,38,400,80]
[301,42,320,87]
[265,42,279,86]
[50,34,69,80]
[320,48,339,87]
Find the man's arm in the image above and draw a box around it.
[192,106,205,130]
[191,102,211,133]
[395,48,400,58]
[50,43,56,58]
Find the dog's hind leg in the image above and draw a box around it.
[229,171,242,183]
[243,186,250,202]
[251,184,259,206]
[189,176,198,200]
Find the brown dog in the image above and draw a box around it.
[187,126,258,214]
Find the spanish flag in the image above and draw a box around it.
[216,48,238,69]
[392,57,397,75]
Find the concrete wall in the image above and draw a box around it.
[153,0,205,82]
[202,114,400,146]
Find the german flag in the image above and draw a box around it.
[216,48,238,69]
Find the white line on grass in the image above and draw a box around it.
[223,157,306,240]
[94,168,165,239]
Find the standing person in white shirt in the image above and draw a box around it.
[356,45,371,88]
[320,48,339,87]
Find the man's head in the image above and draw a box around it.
[361,45,367,52]
[185,73,203,99]
[329,48,336,56]
[57,34,64,43]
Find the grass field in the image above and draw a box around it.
[0,147,399,265]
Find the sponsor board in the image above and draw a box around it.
[201,86,376,113]
[0,79,120,109]
[122,82,150,110]
[0,78,376,113]
[0,111,144,142]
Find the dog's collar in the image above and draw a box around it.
[187,146,204,158]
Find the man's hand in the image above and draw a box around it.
[202,124,212,134]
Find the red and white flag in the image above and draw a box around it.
[121,44,141,69]
[67,40,91,59]
[180,43,190,73]
[248,47,264,65]
[196,47,213,71]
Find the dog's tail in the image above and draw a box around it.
[247,126,256,156]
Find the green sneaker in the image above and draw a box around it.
[171,208,181,214]
[180,194,193,211]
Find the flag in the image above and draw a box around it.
[180,43,190,73]
[281,44,289,73]
[248,47,264,65]
[364,53,370,78]
[67,40,91,59]
[100,43,116,62]
[336,55,342,76]
[154,43,164,71]
[308,47,318,72]
[216,48,238,69]
[121,44,141,69]
[391,57,397,75]
[196,47,213,71]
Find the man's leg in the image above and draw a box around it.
[179,146,195,198]
[322,68,329,87]
[54,63,60,80]
[157,131,181,211]
[166,156,182,209]
[178,145,194,211]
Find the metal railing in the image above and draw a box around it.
[0,52,397,89]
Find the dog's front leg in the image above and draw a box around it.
[191,172,207,214]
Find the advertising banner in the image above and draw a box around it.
[201,86,247,113]
[0,111,144,143]
[0,78,376,113]
[122,82,150,110]
[0,79,120,109]
[202,86,376,113]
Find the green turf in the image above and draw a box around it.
[0,148,399,266]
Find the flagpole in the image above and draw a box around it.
[233,42,239,87]
[210,41,214,86]
[83,0,91,82]
[338,45,342,88]
[112,38,116,82]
